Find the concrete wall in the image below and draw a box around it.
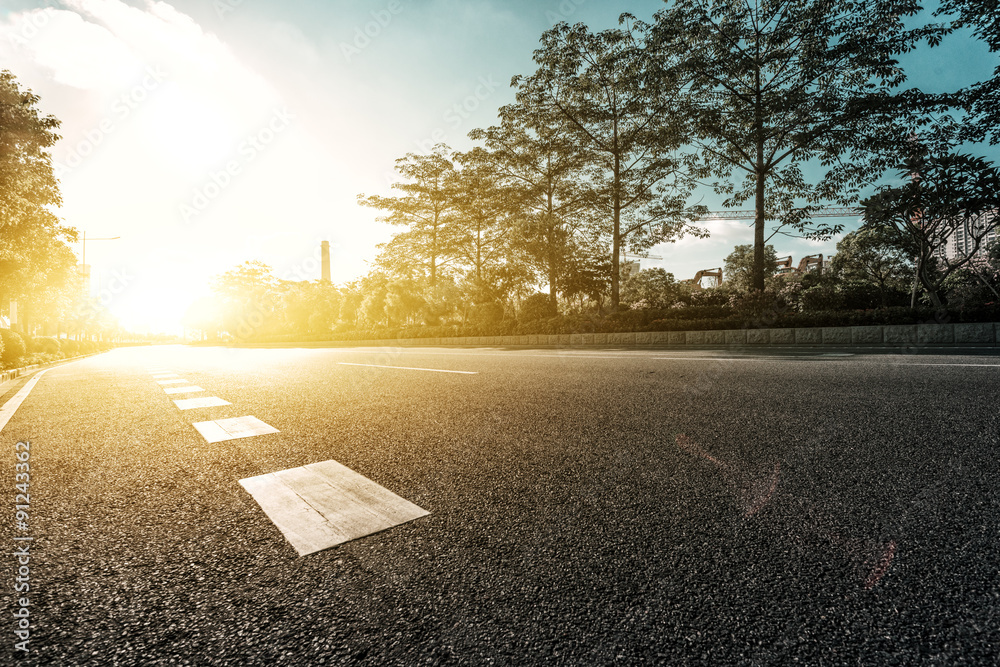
[279,322,1000,349]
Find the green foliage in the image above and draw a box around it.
[0,329,25,365]
[515,17,705,307]
[654,1,932,290]
[862,144,1000,309]
[724,245,779,293]
[833,226,913,307]
[32,336,60,355]
[59,338,78,356]
[621,268,682,310]
[518,293,558,322]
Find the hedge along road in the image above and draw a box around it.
[3,344,998,665]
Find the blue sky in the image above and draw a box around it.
[0,0,996,331]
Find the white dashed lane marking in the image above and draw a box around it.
[338,362,478,375]
[239,459,428,556]
[174,396,231,410]
[164,386,204,395]
[193,416,279,443]
[156,379,187,385]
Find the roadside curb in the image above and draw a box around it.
[209,322,1000,352]
[0,351,107,384]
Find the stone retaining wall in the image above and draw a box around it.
[260,322,1000,349]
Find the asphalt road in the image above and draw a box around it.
[3,344,999,665]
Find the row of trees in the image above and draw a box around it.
[0,70,109,338]
[192,1,1000,341]
[352,1,999,319]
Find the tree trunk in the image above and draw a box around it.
[752,53,766,293]
[611,151,622,310]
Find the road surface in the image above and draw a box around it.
[2,344,998,665]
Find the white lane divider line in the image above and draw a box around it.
[337,362,478,375]
[239,459,429,556]
[156,379,187,385]
[193,416,279,443]
[164,386,205,395]
[0,370,50,433]
[894,363,1000,368]
[152,374,180,379]
[174,396,231,410]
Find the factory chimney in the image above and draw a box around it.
[321,240,331,282]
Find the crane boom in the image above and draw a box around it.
[698,207,862,220]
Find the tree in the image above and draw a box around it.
[935,0,1000,145]
[654,0,935,291]
[211,261,279,338]
[359,145,461,291]
[515,17,704,309]
[724,244,779,293]
[861,149,1000,310]
[620,268,681,309]
[469,100,592,312]
[0,70,76,328]
[451,148,519,300]
[832,227,913,307]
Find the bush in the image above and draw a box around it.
[79,340,97,354]
[518,293,557,322]
[33,336,61,355]
[60,339,79,356]
[0,329,25,365]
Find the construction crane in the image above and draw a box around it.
[697,207,862,221]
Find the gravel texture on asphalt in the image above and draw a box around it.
[3,345,999,665]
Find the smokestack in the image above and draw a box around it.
[321,240,331,282]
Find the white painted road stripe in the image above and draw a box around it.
[193,416,279,443]
[156,379,187,385]
[174,396,231,410]
[338,362,478,375]
[164,386,204,395]
[895,363,1000,368]
[0,370,50,433]
[239,459,429,556]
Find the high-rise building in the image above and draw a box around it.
[933,210,998,263]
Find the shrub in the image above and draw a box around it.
[33,336,61,355]
[518,293,557,322]
[60,339,79,356]
[0,329,25,365]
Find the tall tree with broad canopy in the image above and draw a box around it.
[450,148,519,301]
[514,16,705,309]
[934,0,1000,144]
[359,145,461,291]
[652,0,939,292]
[0,70,76,322]
[469,101,592,313]
[861,146,1000,310]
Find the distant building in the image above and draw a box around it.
[933,210,998,263]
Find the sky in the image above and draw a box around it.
[0,0,997,333]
